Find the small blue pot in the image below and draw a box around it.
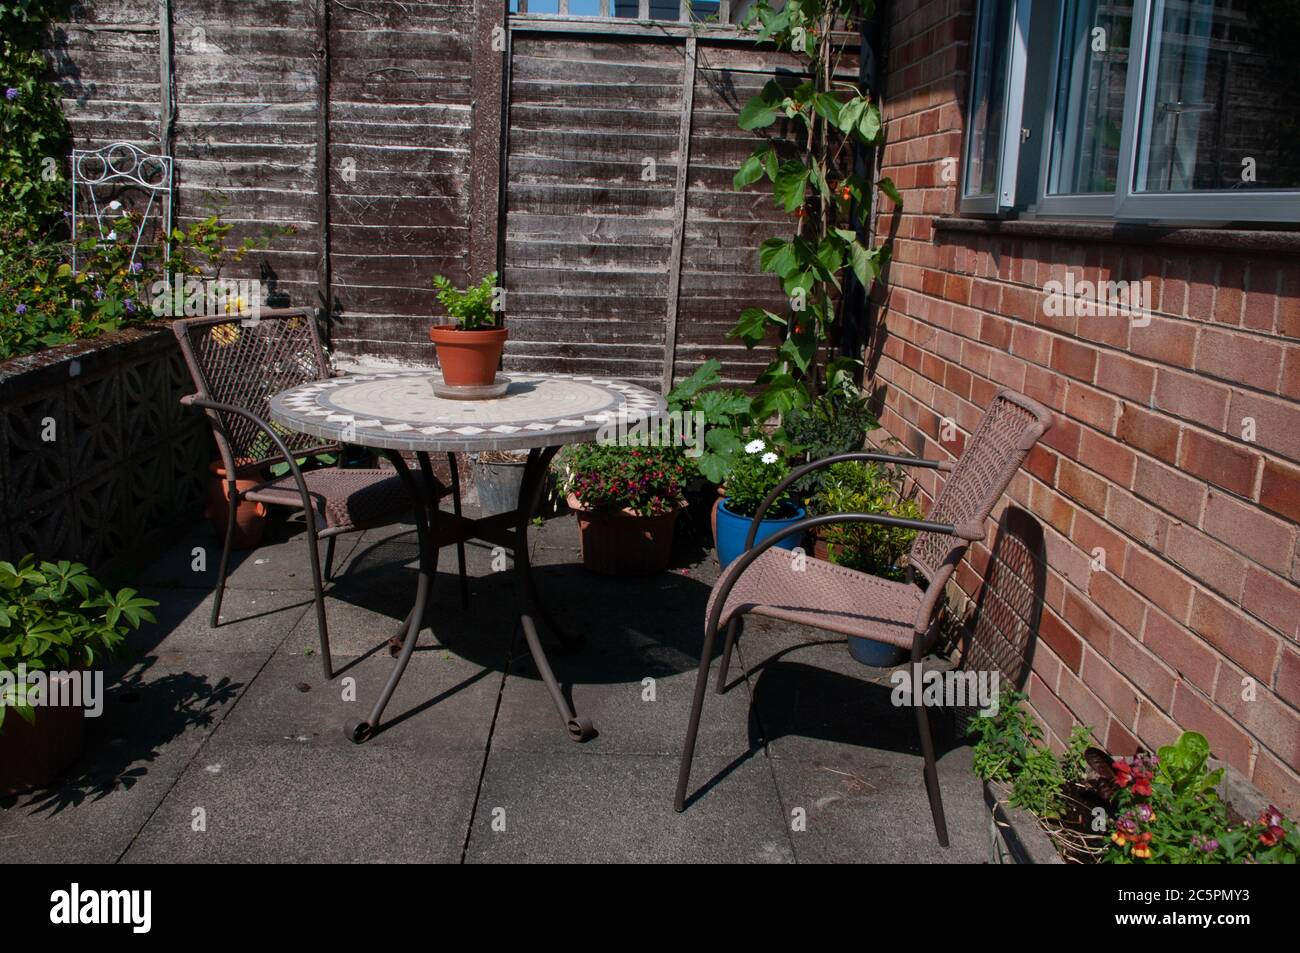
[715,498,806,568]
[847,635,908,667]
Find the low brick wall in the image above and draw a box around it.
[0,324,209,574]
[874,2,1299,812]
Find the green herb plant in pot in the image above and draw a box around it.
[810,460,922,665]
[429,272,505,387]
[0,556,157,794]
[559,443,689,576]
[715,436,805,568]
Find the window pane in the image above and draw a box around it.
[1136,0,1300,192]
[964,0,1016,197]
[1047,0,1135,195]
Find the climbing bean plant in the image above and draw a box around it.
[730,0,900,420]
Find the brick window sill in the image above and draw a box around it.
[931,216,1300,258]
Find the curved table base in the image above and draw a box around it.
[348,446,594,744]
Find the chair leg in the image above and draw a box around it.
[714,618,741,694]
[307,533,333,680]
[913,634,948,847]
[209,488,238,629]
[447,453,468,608]
[322,535,337,583]
[675,612,724,812]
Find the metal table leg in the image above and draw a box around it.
[346,451,439,743]
[513,446,594,741]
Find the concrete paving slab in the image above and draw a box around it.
[121,736,481,863]
[219,653,502,752]
[0,650,263,864]
[465,751,793,863]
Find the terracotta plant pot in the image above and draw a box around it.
[0,674,86,796]
[429,324,508,387]
[205,461,269,550]
[567,493,681,576]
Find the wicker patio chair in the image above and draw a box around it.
[674,388,1053,846]
[173,309,467,679]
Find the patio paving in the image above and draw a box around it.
[0,504,988,864]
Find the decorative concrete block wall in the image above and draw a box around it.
[0,326,209,573]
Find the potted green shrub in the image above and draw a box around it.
[0,556,157,794]
[558,443,689,576]
[429,272,506,387]
[808,461,922,665]
[715,436,806,568]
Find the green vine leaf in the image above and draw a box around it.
[773,160,811,212]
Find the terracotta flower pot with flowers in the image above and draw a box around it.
[429,272,506,387]
[558,443,689,577]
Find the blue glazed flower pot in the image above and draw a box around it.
[715,498,806,568]
[847,635,908,667]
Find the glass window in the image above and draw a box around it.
[1135,0,1300,193]
[1047,0,1136,195]
[964,0,1017,199]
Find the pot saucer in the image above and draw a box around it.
[431,375,512,400]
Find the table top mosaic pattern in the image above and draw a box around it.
[269,369,666,452]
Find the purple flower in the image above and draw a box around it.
[124,298,136,313]
[15,303,27,314]
[4,88,18,101]
[129,261,143,273]
[1203,839,1219,853]
[94,287,104,300]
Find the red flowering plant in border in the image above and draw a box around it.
[1104,731,1300,864]
[558,442,689,517]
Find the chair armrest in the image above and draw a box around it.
[184,395,323,538]
[709,510,960,636]
[745,450,951,549]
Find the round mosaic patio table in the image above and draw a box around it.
[270,368,666,744]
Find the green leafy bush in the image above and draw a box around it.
[665,358,755,484]
[968,689,1093,821]
[558,443,689,517]
[813,461,920,579]
[724,436,793,517]
[0,210,290,360]
[0,554,156,731]
[1104,731,1300,864]
[1,0,73,238]
[432,272,499,330]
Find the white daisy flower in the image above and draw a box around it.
[745,439,766,454]
[761,451,778,464]
[108,200,122,210]
[106,230,117,241]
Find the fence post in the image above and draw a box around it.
[660,34,697,395]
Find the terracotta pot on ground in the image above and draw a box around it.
[205,461,269,550]
[567,493,681,576]
[429,325,508,387]
[0,674,86,795]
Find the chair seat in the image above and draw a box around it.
[709,548,924,649]
[246,467,439,531]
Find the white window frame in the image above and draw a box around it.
[965,0,1300,226]
[960,0,1031,215]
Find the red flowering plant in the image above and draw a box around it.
[1104,731,1299,864]
[558,442,689,517]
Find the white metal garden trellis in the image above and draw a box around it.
[70,141,174,273]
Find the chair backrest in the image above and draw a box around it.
[908,389,1053,583]
[173,309,333,469]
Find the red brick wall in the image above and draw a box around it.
[872,0,1300,811]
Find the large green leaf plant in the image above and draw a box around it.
[730,0,899,421]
